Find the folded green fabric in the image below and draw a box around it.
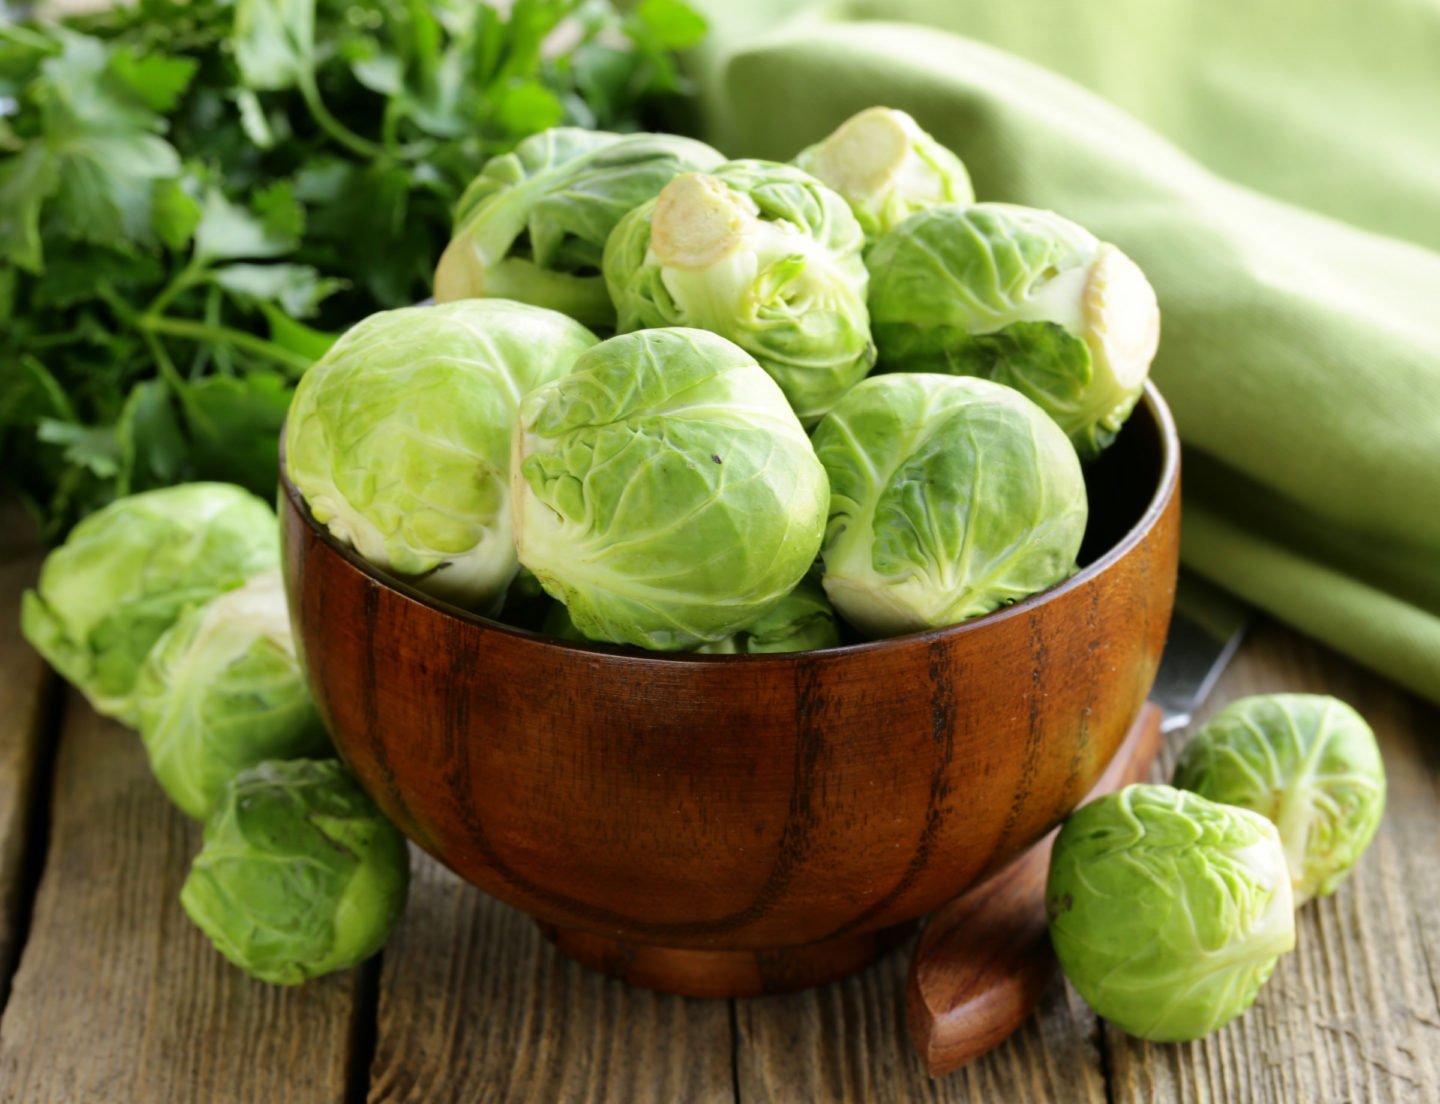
[688,0,1440,704]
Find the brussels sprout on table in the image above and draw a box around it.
[284,299,598,615]
[513,328,829,651]
[812,374,1086,638]
[181,759,409,986]
[20,483,279,723]
[604,160,874,424]
[132,570,330,821]
[1173,694,1386,905]
[794,106,974,241]
[1047,784,1296,1042]
[433,129,724,327]
[868,202,1159,458]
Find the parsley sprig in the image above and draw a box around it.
[0,0,706,537]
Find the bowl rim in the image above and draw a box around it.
[279,381,1179,664]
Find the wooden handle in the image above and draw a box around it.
[906,703,1165,1077]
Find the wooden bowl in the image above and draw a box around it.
[280,384,1179,997]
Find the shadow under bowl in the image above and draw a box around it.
[280,383,1180,997]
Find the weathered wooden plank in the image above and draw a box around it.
[367,853,736,1104]
[1107,622,1440,1104]
[0,697,361,1104]
[734,937,1108,1103]
[0,502,52,997]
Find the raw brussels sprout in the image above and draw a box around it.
[181,759,409,986]
[132,570,329,820]
[1047,784,1296,1042]
[285,300,597,614]
[812,374,1086,638]
[794,106,974,241]
[603,160,874,424]
[868,203,1160,458]
[20,483,278,723]
[1173,694,1386,905]
[434,128,723,326]
[544,578,841,654]
[696,578,840,654]
[513,328,829,651]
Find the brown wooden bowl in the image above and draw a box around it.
[279,384,1179,998]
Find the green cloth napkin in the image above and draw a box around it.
[686,0,1440,705]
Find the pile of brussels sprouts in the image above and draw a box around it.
[19,109,1388,1035]
[1047,693,1386,1041]
[22,483,409,985]
[288,106,1162,652]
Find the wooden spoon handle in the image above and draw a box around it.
[906,703,1165,1077]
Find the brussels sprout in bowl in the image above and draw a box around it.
[277,382,1180,997]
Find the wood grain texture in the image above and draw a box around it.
[1106,621,1440,1104]
[907,702,1166,1075]
[735,935,1108,1104]
[0,698,361,1104]
[0,502,52,995]
[367,852,736,1104]
[281,387,1179,993]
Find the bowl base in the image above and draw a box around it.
[538,921,917,998]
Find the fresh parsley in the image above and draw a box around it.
[0,0,706,537]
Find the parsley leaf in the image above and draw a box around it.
[1,0,708,535]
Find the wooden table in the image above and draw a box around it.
[0,509,1436,1104]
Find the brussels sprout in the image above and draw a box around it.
[1173,694,1386,905]
[544,578,841,654]
[794,106,974,241]
[21,483,278,723]
[181,759,409,986]
[695,578,840,654]
[285,300,597,614]
[434,128,724,326]
[603,160,874,424]
[132,570,329,820]
[513,328,829,651]
[868,203,1160,458]
[1047,784,1296,1042]
[812,373,1086,638]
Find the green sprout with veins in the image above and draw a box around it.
[284,299,598,614]
[1173,693,1386,905]
[1047,783,1296,1042]
[434,129,724,326]
[812,373,1087,638]
[868,202,1159,458]
[20,482,279,723]
[181,759,410,986]
[513,327,829,651]
[544,575,841,654]
[604,159,874,425]
[134,570,330,821]
[794,106,974,241]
